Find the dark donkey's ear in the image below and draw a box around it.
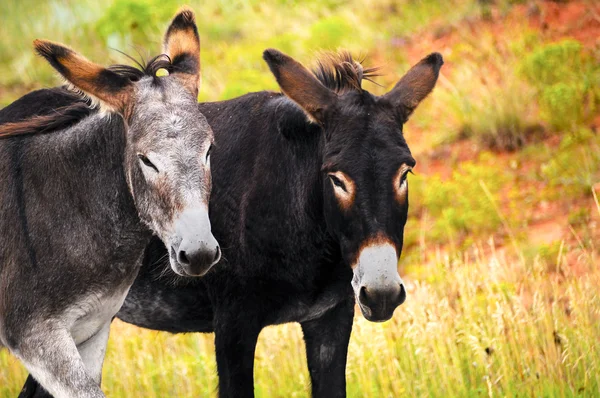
[263,49,337,124]
[163,7,201,98]
[382,53,444,120]
[34,39,133,115]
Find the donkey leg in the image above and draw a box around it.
[214,305,262,398]
[18,375,51,398]
[300,298,354,398]
[17,315,112,398]
[77,322,111,384]
[14,327,105,398]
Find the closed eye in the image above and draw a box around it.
[138,154,159,173]
[400,169,413,185]
[206,144,213,162]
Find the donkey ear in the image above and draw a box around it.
[34,39,133,114]
[263,49,337,123]
[163,7,201,98]
[382,53,444,120]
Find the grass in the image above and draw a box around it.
[1,0,600,396]
[2,240,599,397]
[438,28,542,150]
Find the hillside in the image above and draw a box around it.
[1,0,599,396]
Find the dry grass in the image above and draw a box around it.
[2,238,599,397]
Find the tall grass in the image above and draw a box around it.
[2,241,599,397]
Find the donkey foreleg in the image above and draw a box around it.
[18,375,50,398]
[214,301,262,398]
[300,298,354,398]
[17,318,113,398]
[77,321,111,384]
[13,326,105,398]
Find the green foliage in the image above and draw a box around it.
[539,82,585,131]
[537,241,562,267]
[410,158,509,246]
[219,69,274,99]
[539,128,600,199]
[521,39,600,131]
[521,40,585,86]
[568,207,589,227]
[96,0,171,45]
[306,15,353,50]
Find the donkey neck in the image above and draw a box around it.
[200,93,339,281]
[0,112,149,271]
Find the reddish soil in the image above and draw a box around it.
[400,0,599,67]
[400,1,600,256]
[528,1,600,48]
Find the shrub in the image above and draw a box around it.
[521,39,600,131]
[540,129,600,199]
[409,159,511,247]
[95,0,177,47]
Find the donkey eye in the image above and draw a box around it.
[138,154,159,173]
[402,169,411,181]
[329,174,347,192]
[400,169,413,186]
[206,144,213,162]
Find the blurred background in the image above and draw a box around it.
[1,0,599,396]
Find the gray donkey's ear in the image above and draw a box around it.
[382,53,443,120]
[163,7,201,98]
[34,39,133,114]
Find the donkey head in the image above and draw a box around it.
[34,8,220,277]
[264,49,443,321]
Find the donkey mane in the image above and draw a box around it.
[311,51,380,94]
[0,54,173,139]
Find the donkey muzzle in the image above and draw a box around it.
[352,242,406,322]
[170,207,220,276]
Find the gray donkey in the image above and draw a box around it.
[0,8,219,398]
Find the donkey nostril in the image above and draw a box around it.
[213,246,221,263]
[178,250,190,265]
[359,286,369,304]
[398,283,407,305]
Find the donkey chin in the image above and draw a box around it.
[351,242,407,322]
[165,207,221,277]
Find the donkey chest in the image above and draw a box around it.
[265,291,349,326]
[66,286,131,345]
[261,276,353,326]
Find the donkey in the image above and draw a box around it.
[17,49,443,397]
[118,50,443,397]
[0,9,219,398]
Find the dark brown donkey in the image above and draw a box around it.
[0,9,218,398]
[119,50,443,397]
